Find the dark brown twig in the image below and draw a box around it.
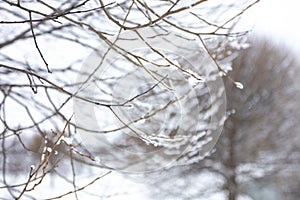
[29,11,51,73]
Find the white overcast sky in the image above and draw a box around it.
[245,0,300,54]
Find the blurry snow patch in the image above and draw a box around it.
[90,172,151,200]
[207,192,227,200]
[229,39,250,50]
[184,69,203,81]
[220,62,233,72]
[237,195,253,200]
[236,163,275,181]
[188,76,202,87]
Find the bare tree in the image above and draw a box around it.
[218,37,300,200]
[0,0,260,199]
[145,37,300,200]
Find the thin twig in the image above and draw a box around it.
[44,171,112,200]
[29,11,51,73]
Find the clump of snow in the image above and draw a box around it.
[46,147,52,153]
[234,81,244,89]
[30,165,35,170]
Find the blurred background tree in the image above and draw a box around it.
[145,37,300,200]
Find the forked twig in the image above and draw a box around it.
[29,11,51,73]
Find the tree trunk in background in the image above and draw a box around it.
[226,120,238,200]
